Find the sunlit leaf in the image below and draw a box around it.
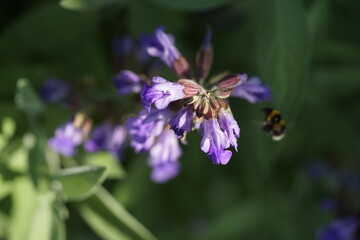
[1,117,16,140]
[85,152,126,180]
[9,177,55,240]
[79,204,132,240]
[50,210,66,240]
[60,0,126,10]
[53,165,108,201]
[0,211,9,239]
[0,176,12,201]
[80,187,157,240]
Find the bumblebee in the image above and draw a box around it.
[262,107,286,141]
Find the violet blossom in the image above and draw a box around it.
[141,26,272,165]
[85,123,127,160]
[40,78,69,103]
[48,113,91,157]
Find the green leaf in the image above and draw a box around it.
[1,117,16,141]
[53,165,108,201]
[28,134,48,187]
[9,177,55,240]
[0,175,12,201]
[0,211,9,239]
[85,152,126,180]
[60,0,126,11]
[307,0,329,42]
[79,204,132,240]
[50,210,66,240]
[148,0,233,11]
[253,0,310,122]
[15,78,44,117]
[80,187,157,240]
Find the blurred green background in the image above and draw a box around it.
[0,0,360,239]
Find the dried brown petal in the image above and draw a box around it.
[173,57,191,78]
[209,97,221,111]
[213,88,230,98]
[196,48,213,80]
[216,73,247,89]
[204,107,217,120]
[216,98,229,109]
[178,79,204,97]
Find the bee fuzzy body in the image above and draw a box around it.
[262,107,286,141]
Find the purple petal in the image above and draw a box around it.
[148,129,182,183]
[84,124,127,160]
[231,76,272,103]
[108,125,127,160]
[40,78,69,103]
[84,123,113,152]
[141,76,185,111]
[48,122,83,157]
[200,119,232,165]
[316,216,359,240]
[112,36,133,57]
[113,70,142,96]
[136,34,152,64]
[127,108,171,152]
[218,109,240,150]
[147,26,181,67]
[168,106,194,138]
[202,28,212,51]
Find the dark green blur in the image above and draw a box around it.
[0,0,359,239]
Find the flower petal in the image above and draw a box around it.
[148,129,182,183]
[218,109,240,150]
[231,76,272,103]
[141,76,185,111]
[169,106,194,138]
[200,119,232,165]
[113,70,142,96]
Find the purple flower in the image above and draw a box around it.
[231,76,272,103]
[202,28,212,51]
[127,108,171,152]
[108,125,127,160]
[84,124,127,160]
[148,129,181,183]
[40,78,69,103]
[317,216,359,240]
[168,106,194,138]
[48,122,83,157]
[147,26,181,67]
[218,109,240,150]
[113,70,142,96]
[141,76,185,111]
[85,124,113,152]
[112,36,133,58]
[200,119,232,165]
[136,35,152,64]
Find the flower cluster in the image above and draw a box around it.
[140,27,271,166]
[124,27,271,182]
[47,27,272,183]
